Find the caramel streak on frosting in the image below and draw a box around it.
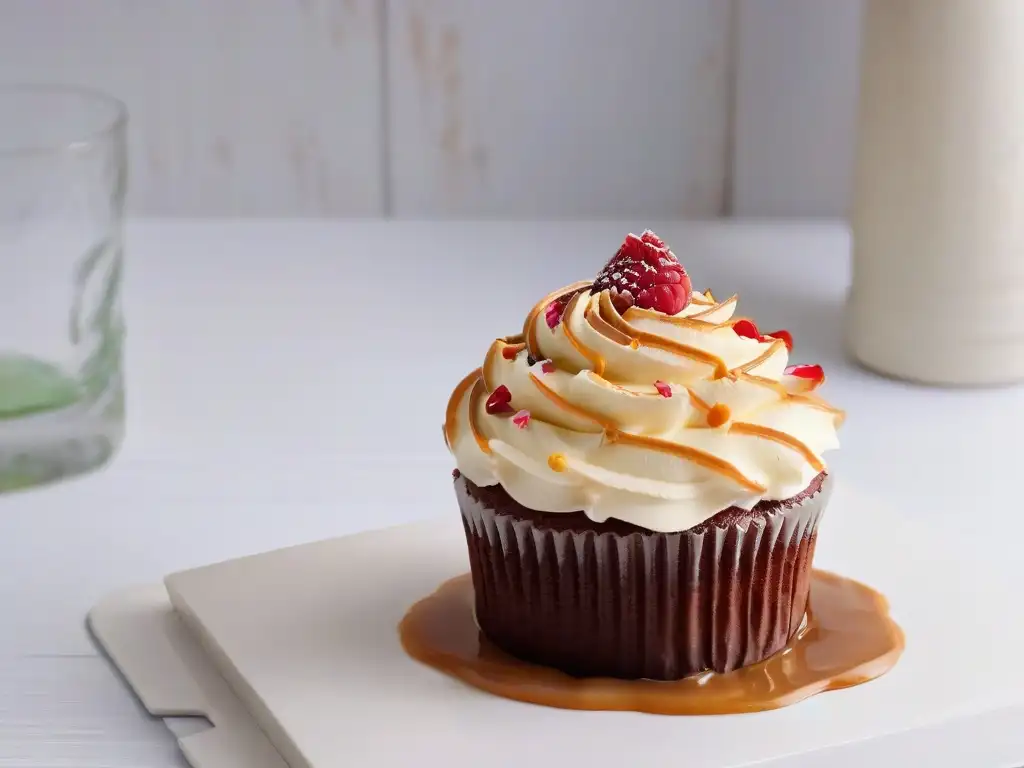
[445,368,482,449]
[691,291,715,305]
[587,372,662,396]
[585,303,634,346]
[530,373,614,431]
[688,389,712,411]
[689,295,737,319]
[524,281,592,357]
[789,395,847,426]
[599,292,729,378]
[730,422,824,472]
[624,306,720,330]
[562,293,606,375]
[732,339,785,373]
[605,430,767,493]
[468,379,492,455]
[482,341,500,391]
[738,372,789,395]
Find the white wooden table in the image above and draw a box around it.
[1,220,1021,767]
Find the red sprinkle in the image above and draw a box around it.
[485,384,514,414]
[452,468,461,479]
[654,380,672,398]
[545,300,564,329]
[785,364,824,383]
[541,361,556,374]
[512,409,531,429]
[734,320,793,350]
[501,345,519,360]
[732,319,760,340]
[764,329,794,352]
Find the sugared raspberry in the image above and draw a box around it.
[592,231,692,315]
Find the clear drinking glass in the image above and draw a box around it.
[0,85,127,491]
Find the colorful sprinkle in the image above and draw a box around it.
[785,364,825,383]
[545,300,564,329]
[541,361,556,374]
[732,319,760,340]
[548,453,568,472]
[629,338,640,350]
[501,345,519,360]
[765,329,794,352]
[485,384,514,415]
[452,468,461,479]
[512,409,531,429]
[707,403,731,428]
[654,380,672,398]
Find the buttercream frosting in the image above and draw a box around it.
[444,248,843,533]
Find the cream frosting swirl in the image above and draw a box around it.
[445,283,843,533]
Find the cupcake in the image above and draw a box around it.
[443,231,843,680]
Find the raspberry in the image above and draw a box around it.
[592,231,692,315]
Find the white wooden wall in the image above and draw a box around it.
[732,0,863,218]
[0,0,861,218]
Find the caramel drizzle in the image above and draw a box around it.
[529,373,614,432]
[624,305,723,330]
[688,294,738,319]
[585,303,634,346]
[484,336,529,390]
[561,294,606,375]
[737,372,789,396]
[687,389,713,411]
[789,394,847,426]
[731,339,785,374]
[598,293,729,378]
[467,379,492,455]
[586,373,662,396]
[730,422,824,472]
[444,368,483,448]
[523,281,593,357]
[716,372,845,426]
[482,341,501,391]
[604,430,766,493]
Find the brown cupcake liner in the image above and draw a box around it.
[458,478,830,680]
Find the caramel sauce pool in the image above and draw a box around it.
[399,571,903,715]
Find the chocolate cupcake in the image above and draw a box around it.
[443,231,844,681]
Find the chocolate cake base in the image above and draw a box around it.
[455,473,831,681]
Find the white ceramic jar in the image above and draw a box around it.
[848,0,1024,385]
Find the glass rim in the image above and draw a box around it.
[0,82,128,156]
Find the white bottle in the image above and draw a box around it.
[847,0,1024,385]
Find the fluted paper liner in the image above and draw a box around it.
[458,479,830,680]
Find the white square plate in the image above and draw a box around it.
[89,481,1024,767]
